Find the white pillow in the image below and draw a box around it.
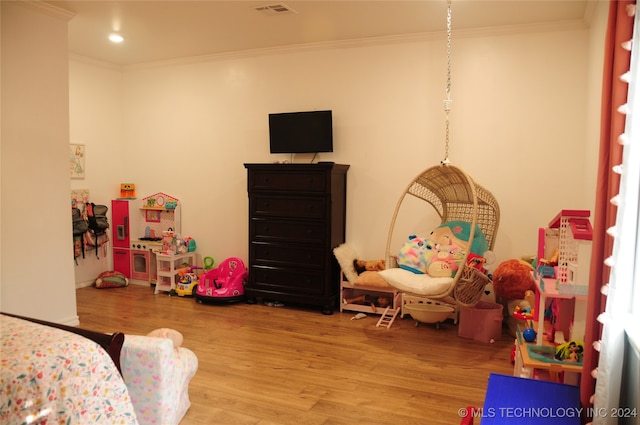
[378,268,453,296]
[333,243,359,284]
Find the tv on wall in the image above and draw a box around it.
[269,110,333,154]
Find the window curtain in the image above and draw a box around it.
[581,1,636,423]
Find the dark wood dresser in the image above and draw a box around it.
[244,163,349,314]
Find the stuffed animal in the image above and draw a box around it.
[396,234,431,274]
[423,239,465,277]
[493,259,536,300]
[353,258,385,274]
[396,221,489,277]
[147,328,183,349]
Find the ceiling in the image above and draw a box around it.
[45,0,591,67]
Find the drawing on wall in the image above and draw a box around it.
[70,144,85,179]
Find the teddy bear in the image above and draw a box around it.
[492,259,536,300]
[353,258,385,274]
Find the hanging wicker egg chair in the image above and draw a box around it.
[384,163,500,307]
[381,1,500,308]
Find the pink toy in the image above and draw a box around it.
[194,257,247,304]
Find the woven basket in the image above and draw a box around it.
[454,266,490,307]
[385,163,500,307]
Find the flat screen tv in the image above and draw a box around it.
[269,110,333,154]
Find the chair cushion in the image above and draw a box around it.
[378,268,453,296]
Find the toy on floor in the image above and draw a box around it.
[95,270,128,289]
[343,293,391,313]
[174,265,202,297]
[195,257,247,304]
[351,313,367,320]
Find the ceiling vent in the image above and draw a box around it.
[254,3,297,16]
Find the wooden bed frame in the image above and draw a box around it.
[1,312,125,374]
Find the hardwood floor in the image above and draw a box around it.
[76,284,514,425]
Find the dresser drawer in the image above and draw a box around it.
[250,195,326,219]
[250,266,324,295]
[251,241,325,268]
[251,219,326,244]
[249,170,327,193]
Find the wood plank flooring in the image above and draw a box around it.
[76,284,514,425]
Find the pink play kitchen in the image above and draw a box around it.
[111,192,182,285]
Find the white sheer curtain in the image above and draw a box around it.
[592,4,640,424]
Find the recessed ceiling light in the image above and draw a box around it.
[108,34,124,43]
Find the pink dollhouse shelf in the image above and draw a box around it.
[548,209,592,241]
[533,271,587,300]
[142,192,179,210]
[568,218,593,240]
[548,209,590,227]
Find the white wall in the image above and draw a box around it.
[69,10,608,283]
[69,59,124,284]
[584,0,609,210]
[1,2,78,324]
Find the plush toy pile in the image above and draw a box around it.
[395,220,489,277]
[334,221,494,298]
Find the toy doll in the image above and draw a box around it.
[555,340,584,362]
[343,294,391,313]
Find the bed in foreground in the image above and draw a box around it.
[0,313,139,424]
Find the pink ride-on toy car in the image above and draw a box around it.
[194,257,247,304]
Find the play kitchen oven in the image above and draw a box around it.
[130,238,162,283]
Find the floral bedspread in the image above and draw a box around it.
[0,315,138,425]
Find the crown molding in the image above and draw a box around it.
[14,0,76,21]
[90,19,587,72]
[69,54,123,71]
